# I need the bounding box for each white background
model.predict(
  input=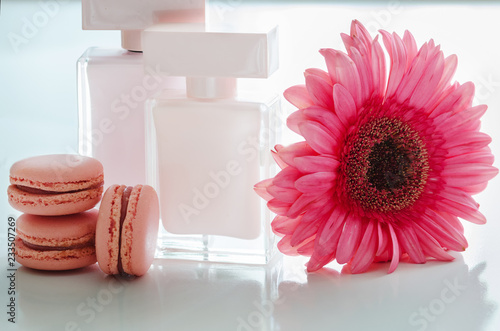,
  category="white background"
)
[1,1,500,330]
